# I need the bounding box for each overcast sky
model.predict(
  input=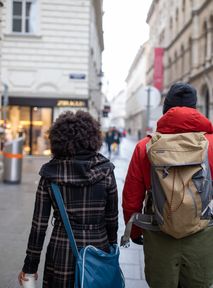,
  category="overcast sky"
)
[102,0,152,99]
